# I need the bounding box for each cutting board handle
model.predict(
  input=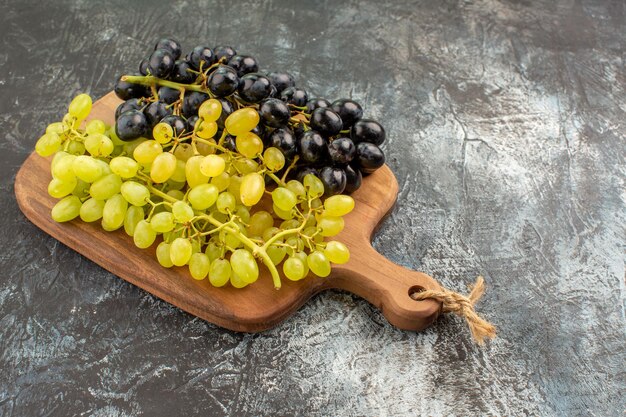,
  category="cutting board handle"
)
[330,244,442,331]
